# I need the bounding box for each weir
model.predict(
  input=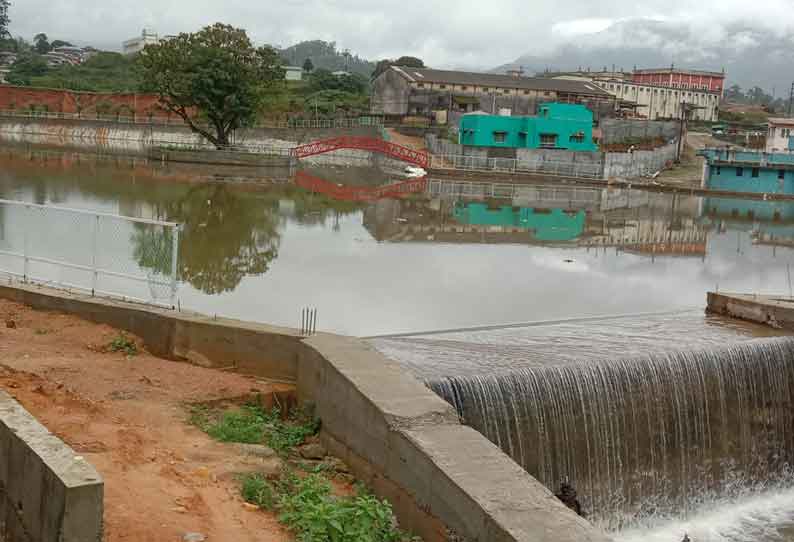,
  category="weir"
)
[428,337,794,533]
